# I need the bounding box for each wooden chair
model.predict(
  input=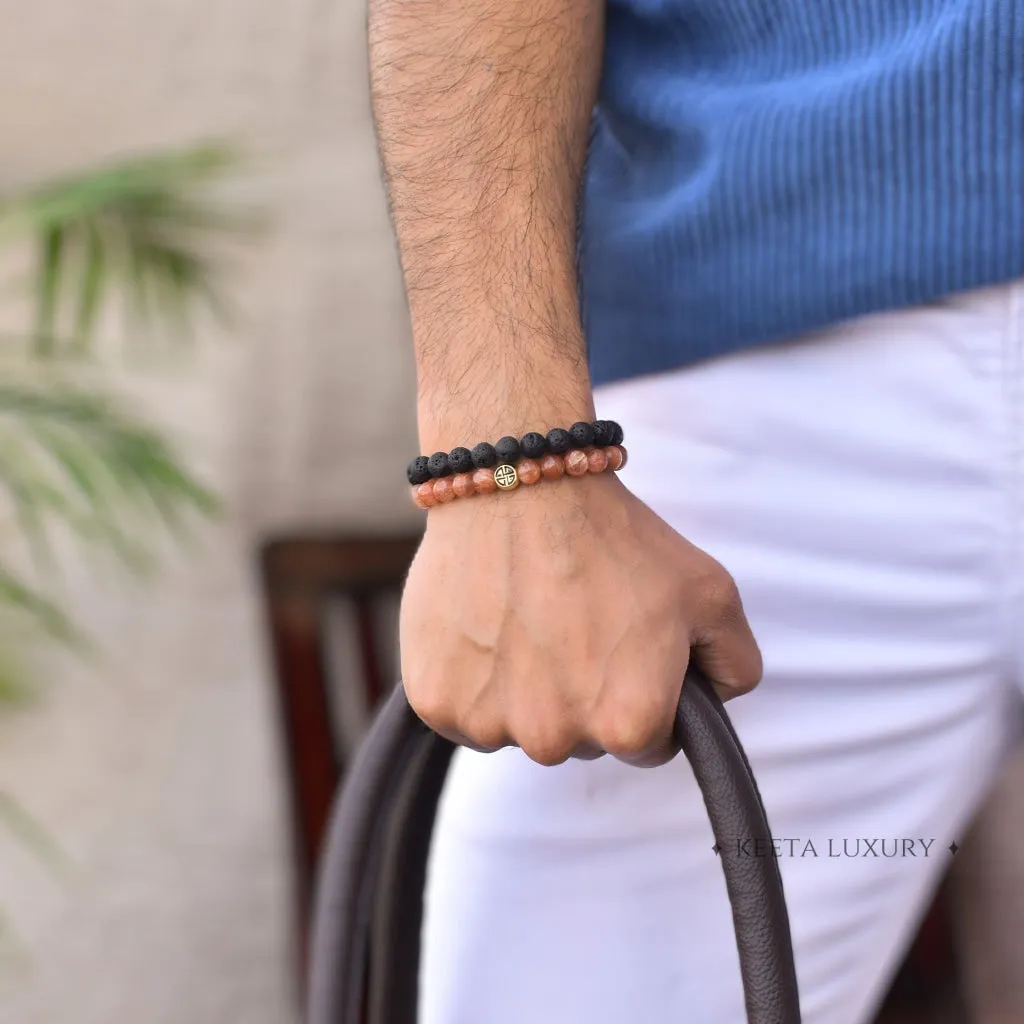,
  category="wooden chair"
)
[259,533,421,977]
